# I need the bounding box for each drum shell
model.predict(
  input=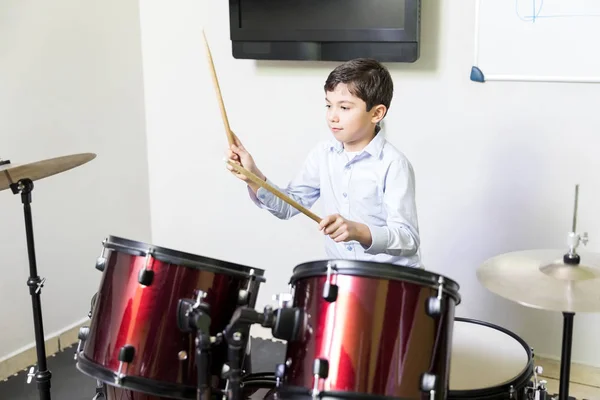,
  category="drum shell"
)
[78,236,264,398]
[283,263,458,399]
